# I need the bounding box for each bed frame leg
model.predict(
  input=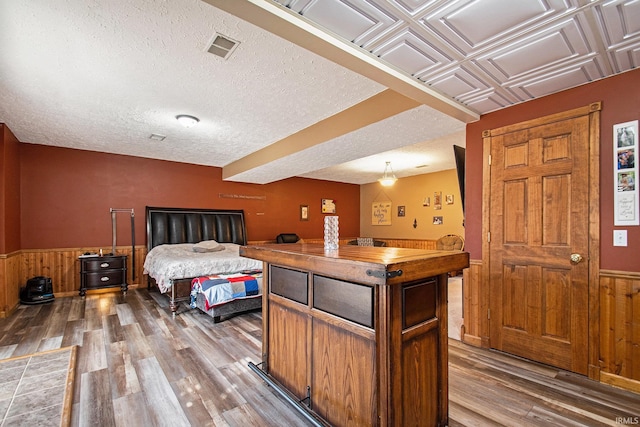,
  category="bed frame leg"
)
[170,279,177,316]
